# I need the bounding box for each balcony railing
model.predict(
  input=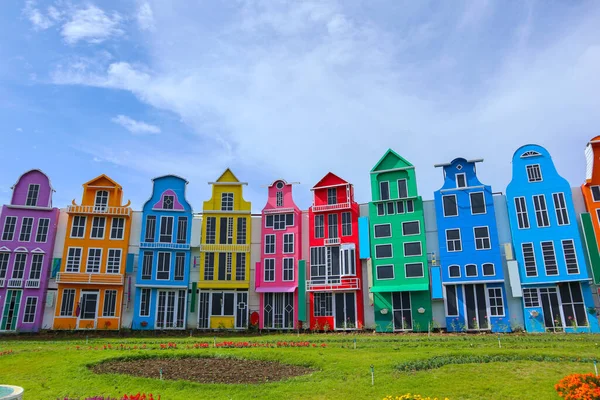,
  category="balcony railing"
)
[7,279,23,288]
[0,279,4,288]
[324,237,341,245]
[199,244,251,253]
[263,207,296,214]
[312,202,351,213]
[25,279,41,289]
[56,272,124,285]
[140,242,190,250]
[306,277,360,291]
[67,205,132,217]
